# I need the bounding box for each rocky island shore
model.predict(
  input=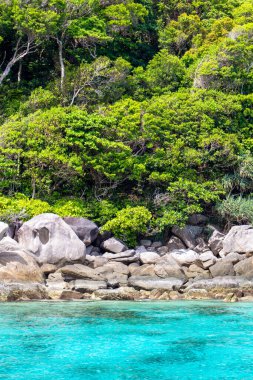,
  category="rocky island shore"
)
[1,213,253,302]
